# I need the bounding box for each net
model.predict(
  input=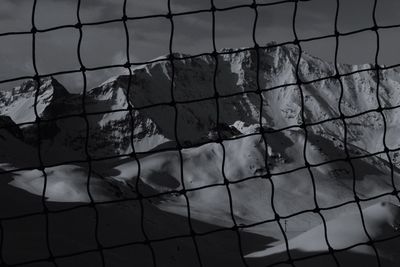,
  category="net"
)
[0,0,400,266]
